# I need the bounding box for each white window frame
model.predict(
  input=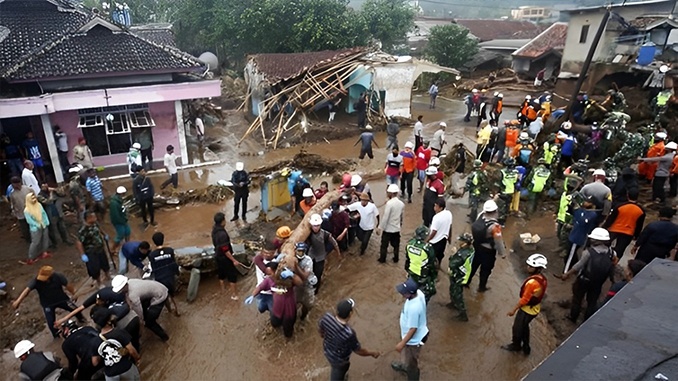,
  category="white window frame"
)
[77,104,154,156]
